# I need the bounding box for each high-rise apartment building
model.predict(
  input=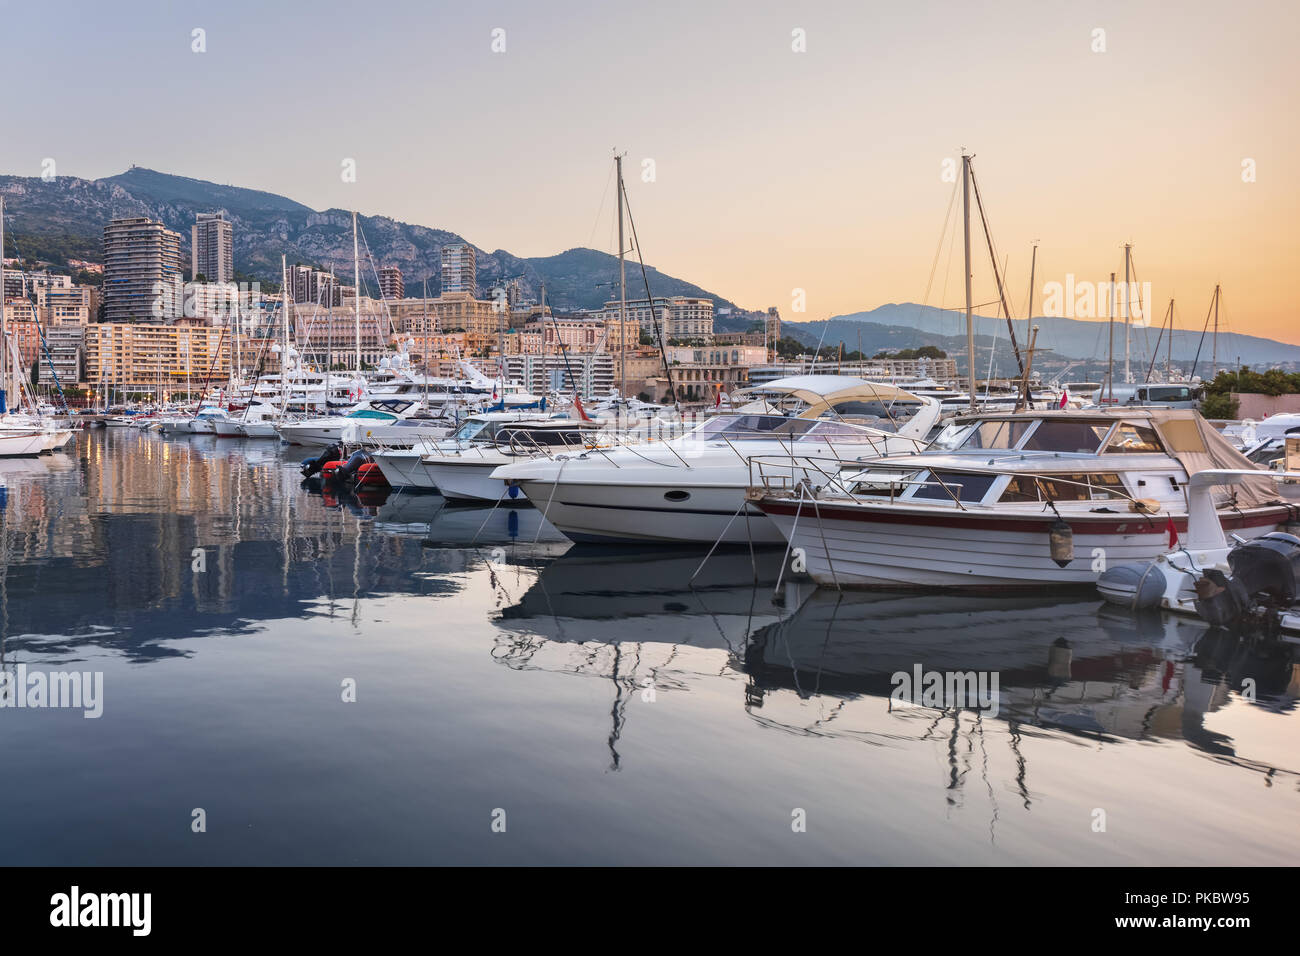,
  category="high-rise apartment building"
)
[286,265,342,307]
[191,212,234,283]
[103,218,183,322]
[378,266,404,300]
[440,243,476,295]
